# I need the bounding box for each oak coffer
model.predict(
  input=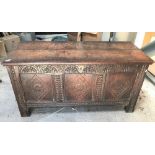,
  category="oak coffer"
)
[2,41,153,117]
